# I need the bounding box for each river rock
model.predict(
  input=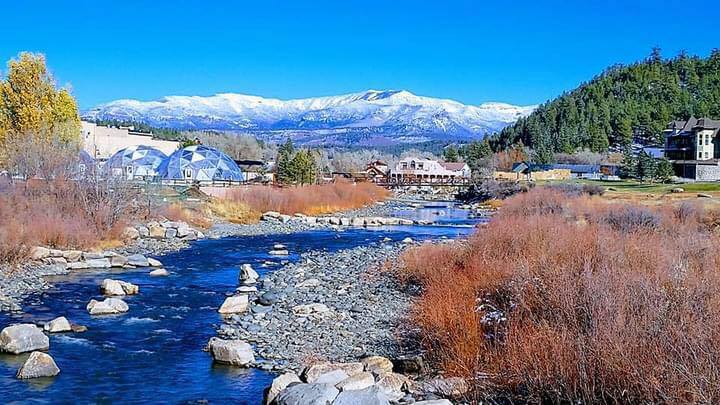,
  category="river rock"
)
[30,247,51,261]
[16,352,60,379]
[71,324,88,333]
[269,249,289,256]
[257,292,279,306]
[333,385,390,405]
[110,255,129,267]
[0,324,49,354]
[671,187,685,193]
[43,317,72,333]
[265,372,301,404]
[296,278,321,288]
[376,372,411,401]
[121,226,140,240]
[415,401,452,405]
[165,228,178,239]
[147,257,163,267]
[127,254,150,267]
[362,355,393,375]
[401,237,414,244]
[62,250,83,262]
[87,298,129,315]
[335,371,376,391]
[149,269,169,277]
[274,383,339,405]
[303,362,364,383]
[101,279,139,296]
[392,355,425,375]
[219,295,249,314]
[236,285,258,294]
[314,369,349,385]
[149,224,166,238]
[698,193,713,198]
[292,303,329,316]
[240,264,259,284]
[208,338,254,366]
[85,258,112,268]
